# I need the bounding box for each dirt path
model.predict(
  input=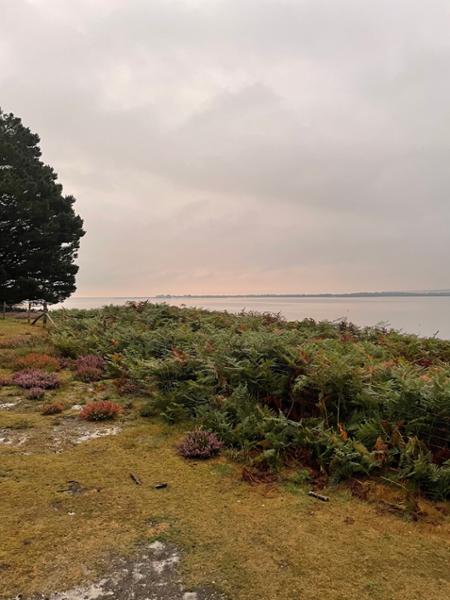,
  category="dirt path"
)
[12,541,225,600]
